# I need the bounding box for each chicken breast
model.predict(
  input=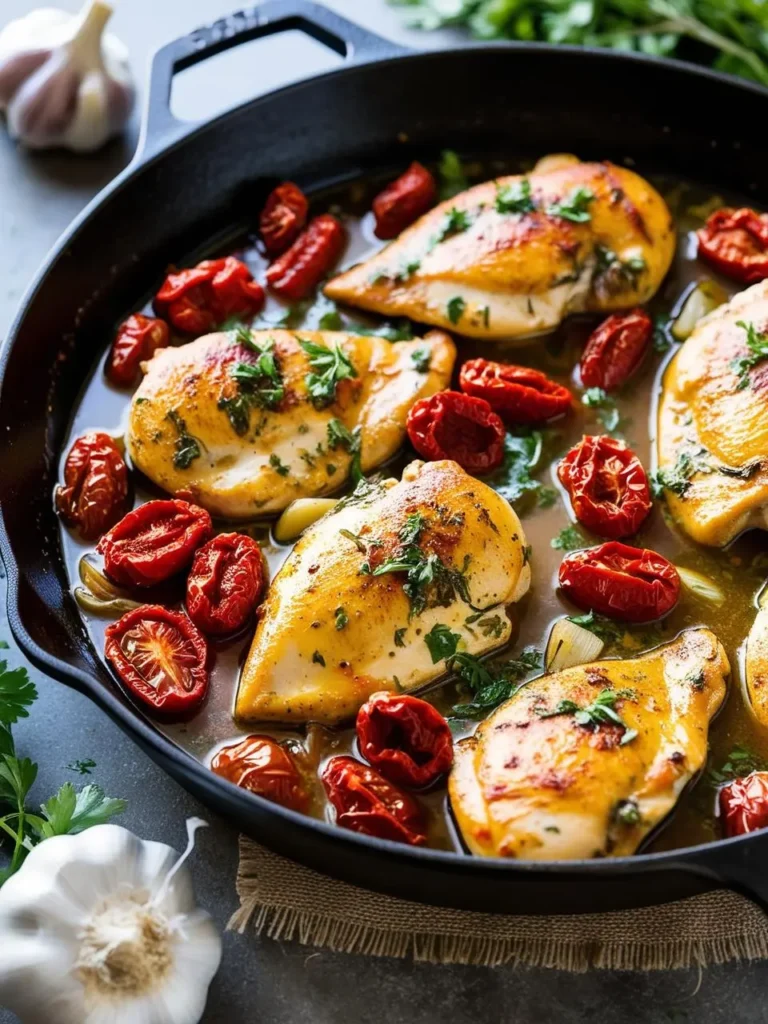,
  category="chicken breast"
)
[657,281,768,547]
[325,159,675,341]
[745,606,768,728]
[235,459,531,726]
[127,328,455,518]
[450,628,728,860]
